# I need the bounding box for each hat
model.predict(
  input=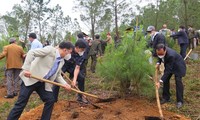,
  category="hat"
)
[28,33,37,39]
[146,26,155,32]
[9,38,16,44]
